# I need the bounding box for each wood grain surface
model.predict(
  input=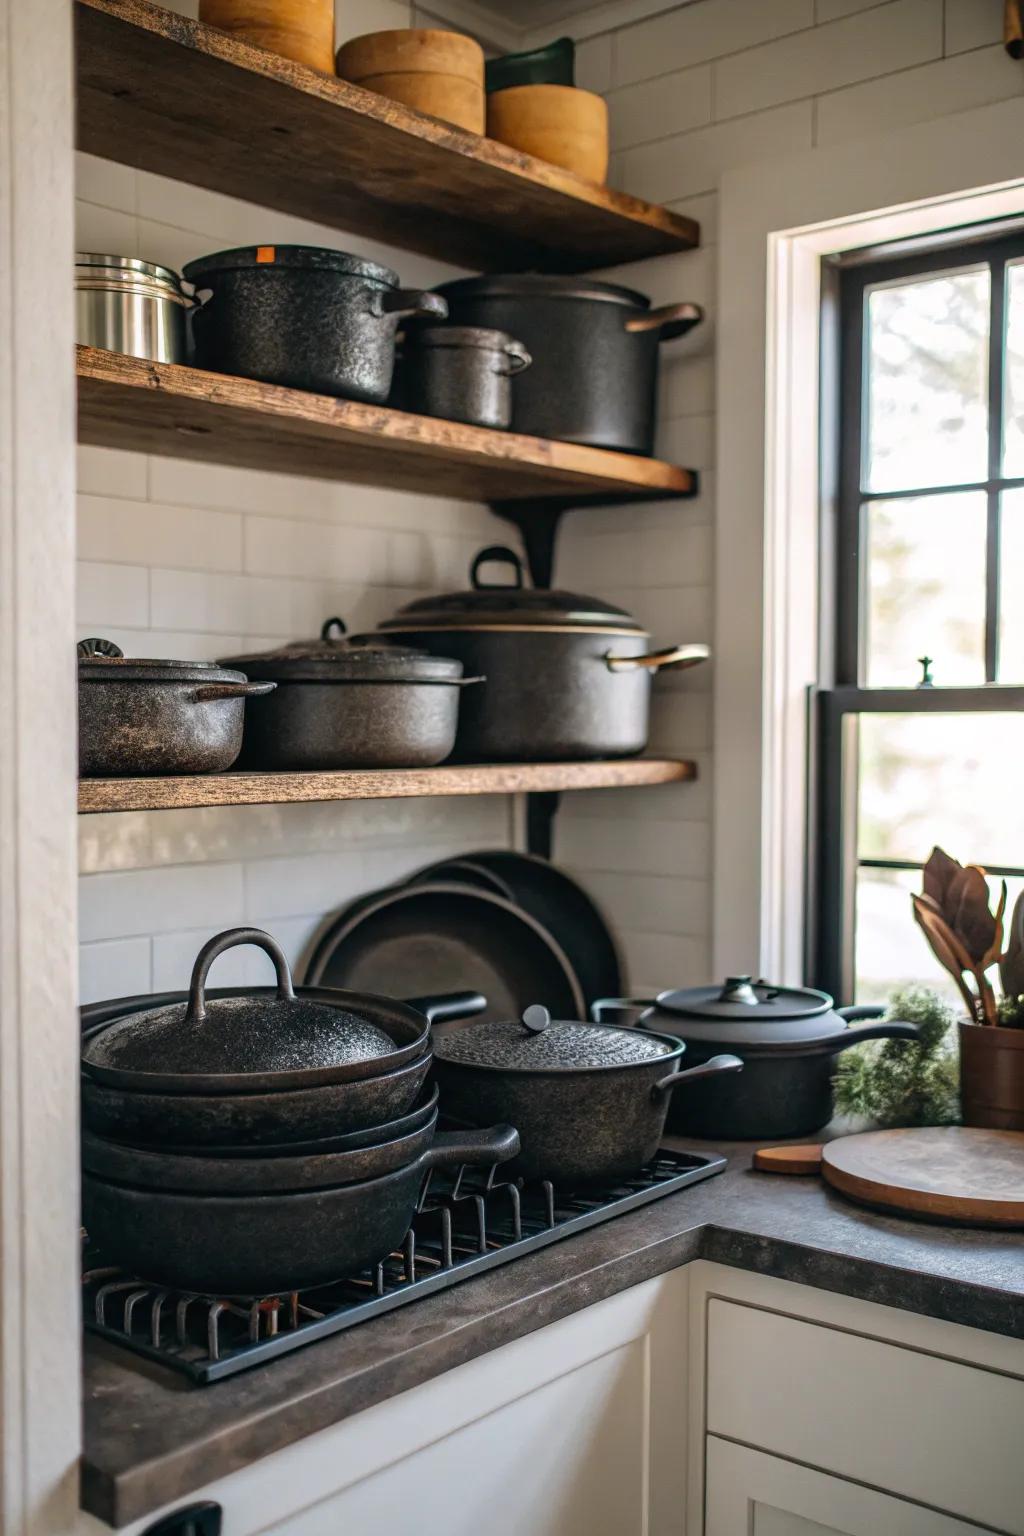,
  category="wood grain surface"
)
[78,757,698,813]
[821,1126,1024,1227]
[76,347,697,502]
[752,1145,824,1176]
[75,0,699,271]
